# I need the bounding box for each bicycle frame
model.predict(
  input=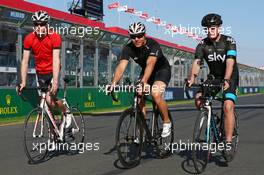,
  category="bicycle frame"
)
[32,91,80,141]
[132,93,160,143]
[32,91,63,141]
[203,102,212,143]
[201,95,225,145]
[32,78,81,142]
